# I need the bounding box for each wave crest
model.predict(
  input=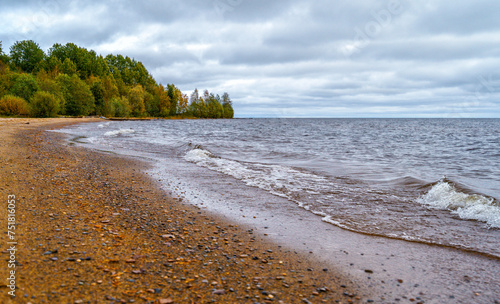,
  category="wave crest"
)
[104,129,135,137]
[418,181,500,228]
